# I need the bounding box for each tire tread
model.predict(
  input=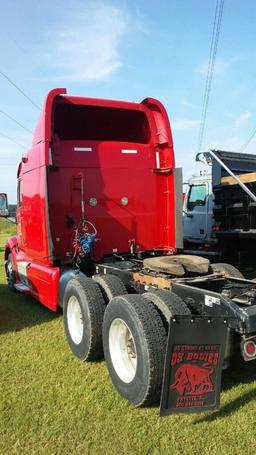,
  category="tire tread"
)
[76,277,106,360]
[210,263,244,278]
[93,274,127,303]
[143,289,190,329]
[104,294,166,406]
[6,253,16,291]
[64,276,106,361]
